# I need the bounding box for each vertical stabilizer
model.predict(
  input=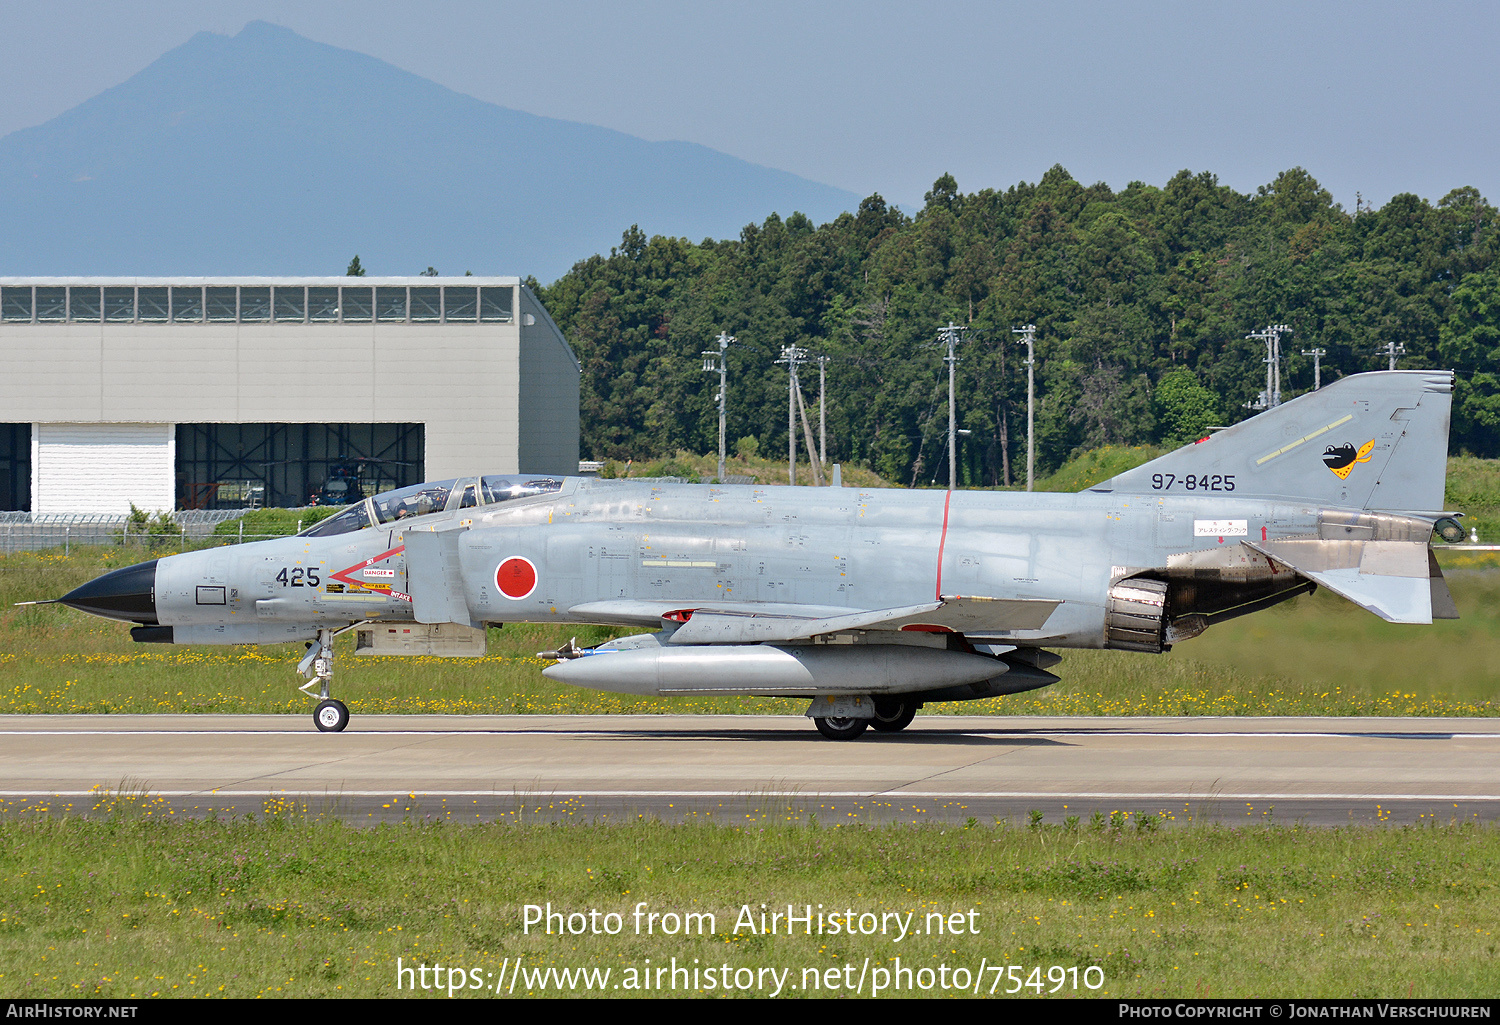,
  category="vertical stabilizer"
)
[1098,371,1452,511]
